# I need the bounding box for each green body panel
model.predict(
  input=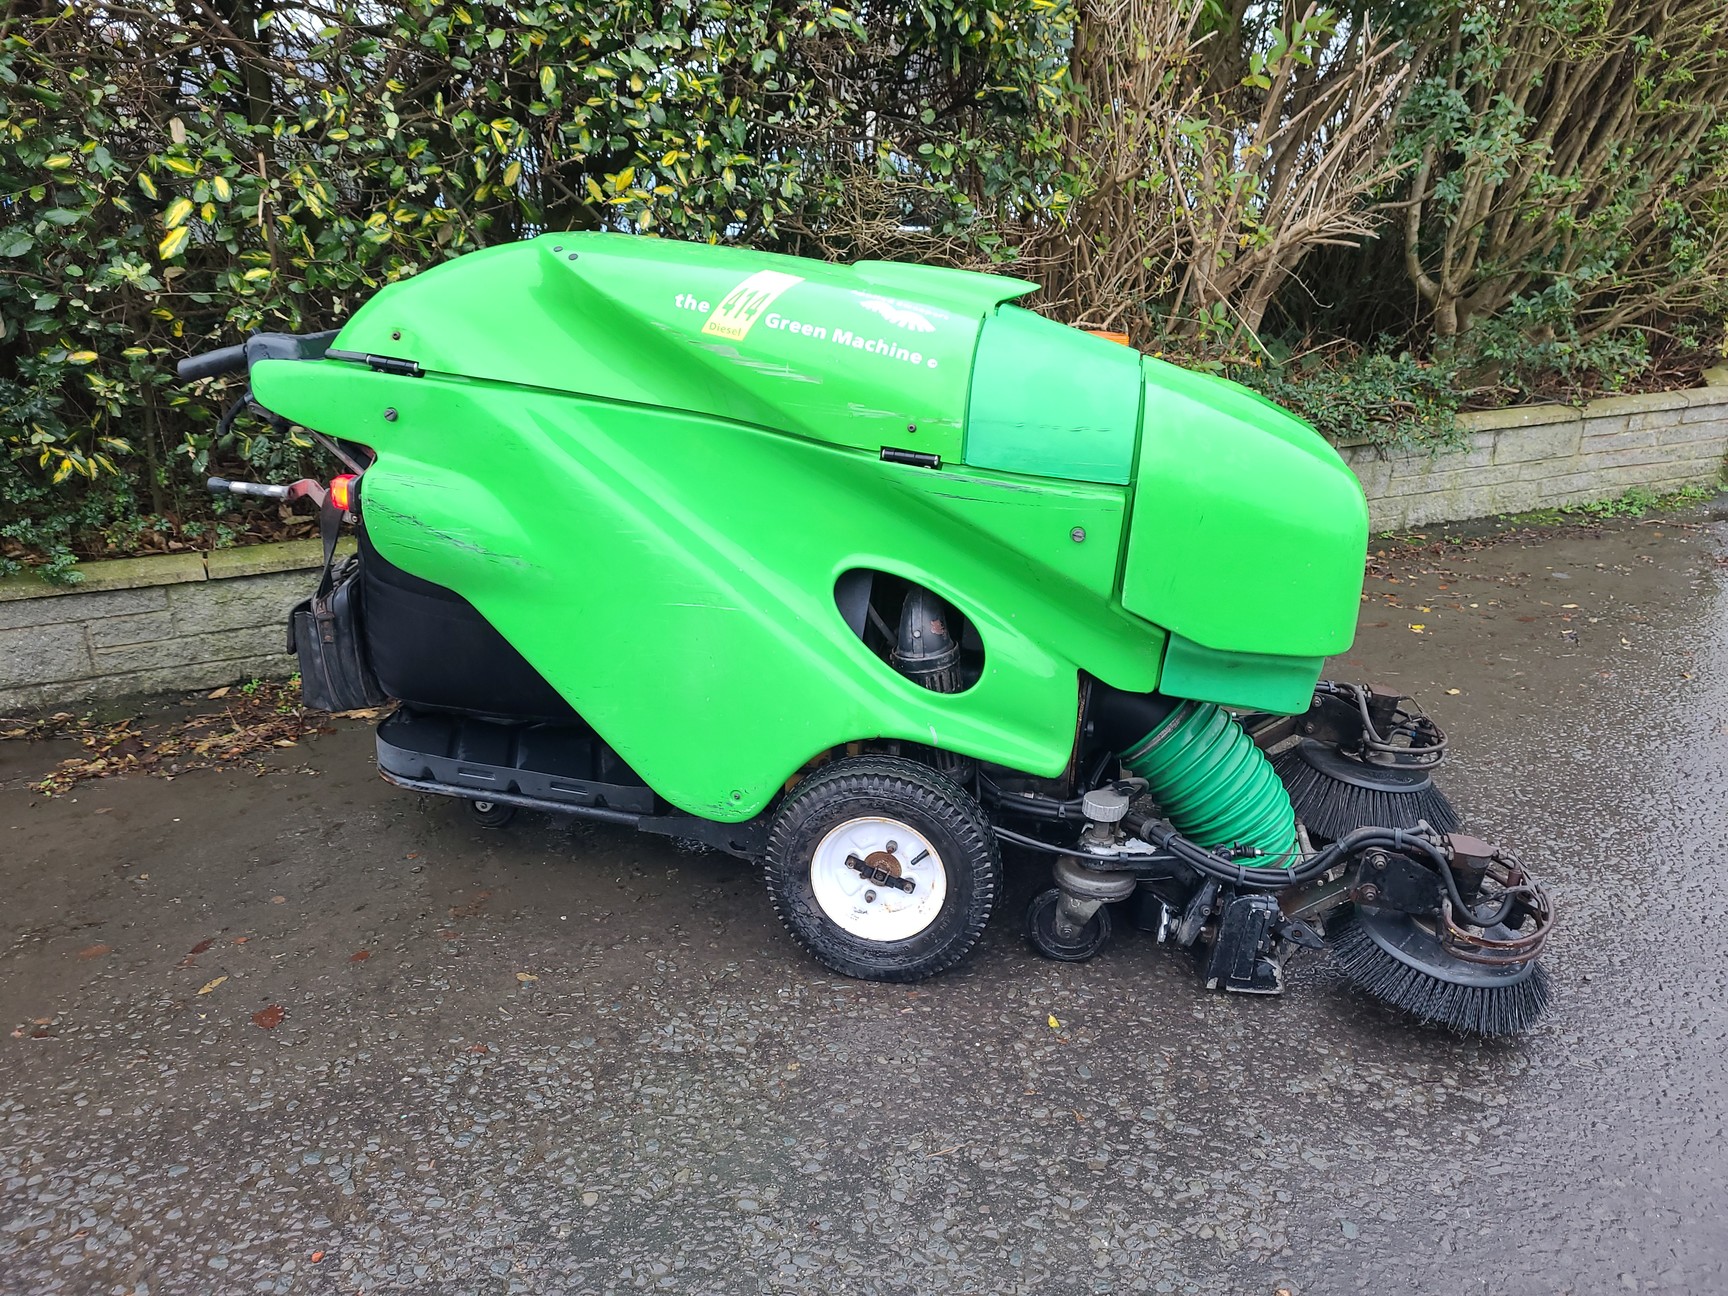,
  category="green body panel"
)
[964,306,1143,485]
[250,360,1165,820]
[331,232,1035,463]
[888,467,1128,599]
[242,233,1372,820]
[1122,358,1368,673]
[1158,635,1326,717]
